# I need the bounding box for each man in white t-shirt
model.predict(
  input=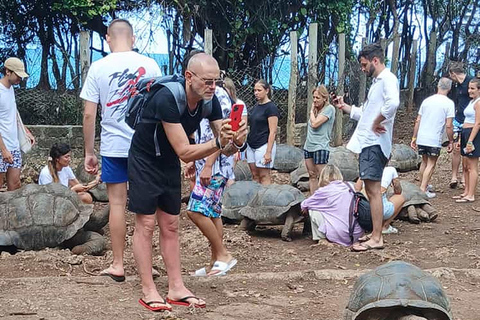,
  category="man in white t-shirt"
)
[411,77,455,197]
[80,19,161,282]
[0,57,35,191]
[332,43,400,252]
